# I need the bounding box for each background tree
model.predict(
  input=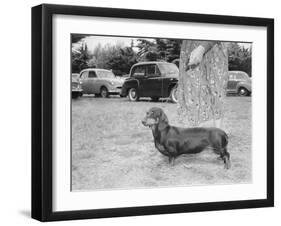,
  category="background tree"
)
[106,47,138,75]
[228,43,252,76]
[135,39,157,61]
[71,43,91,73]
[135,38,181,62]
[71,36,252,77]
[155,39,181,62]
[86,43,138,76]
